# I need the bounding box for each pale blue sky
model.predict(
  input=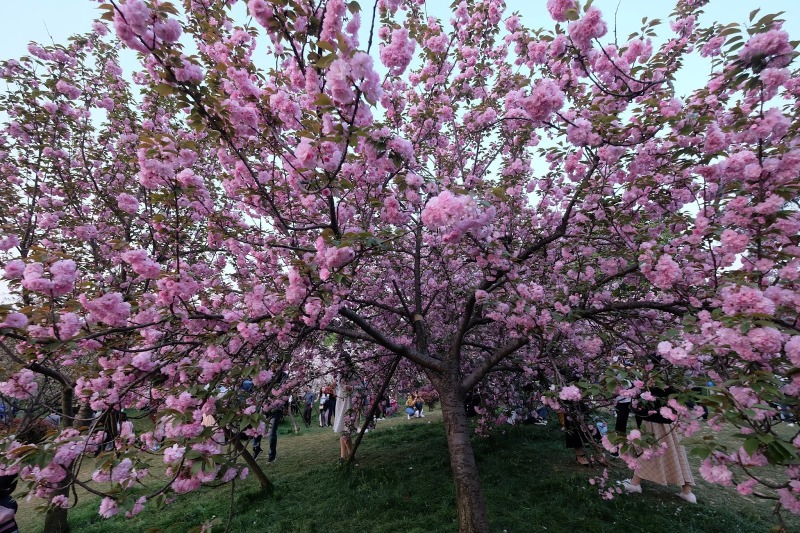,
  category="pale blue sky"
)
[2,1,799,63]
[1,0,798,99]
